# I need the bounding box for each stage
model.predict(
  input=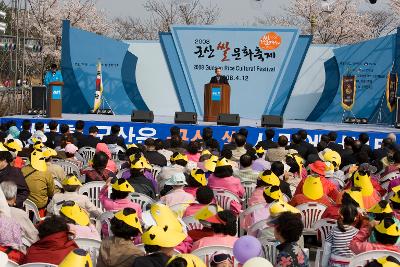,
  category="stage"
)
[1,114,399,149]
